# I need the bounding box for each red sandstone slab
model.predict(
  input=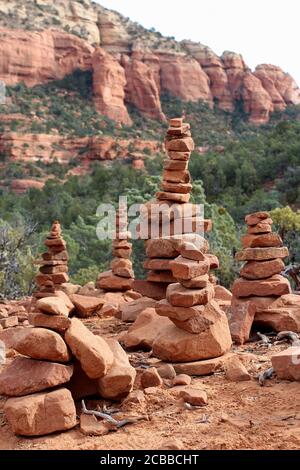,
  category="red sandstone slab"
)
[171,256,210,280]
[232,275,291,297]
[166,283,214,307]
[241,233,283,248]
[240,258,285,279]
[235,247,289,261]
[229,298,256,344]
